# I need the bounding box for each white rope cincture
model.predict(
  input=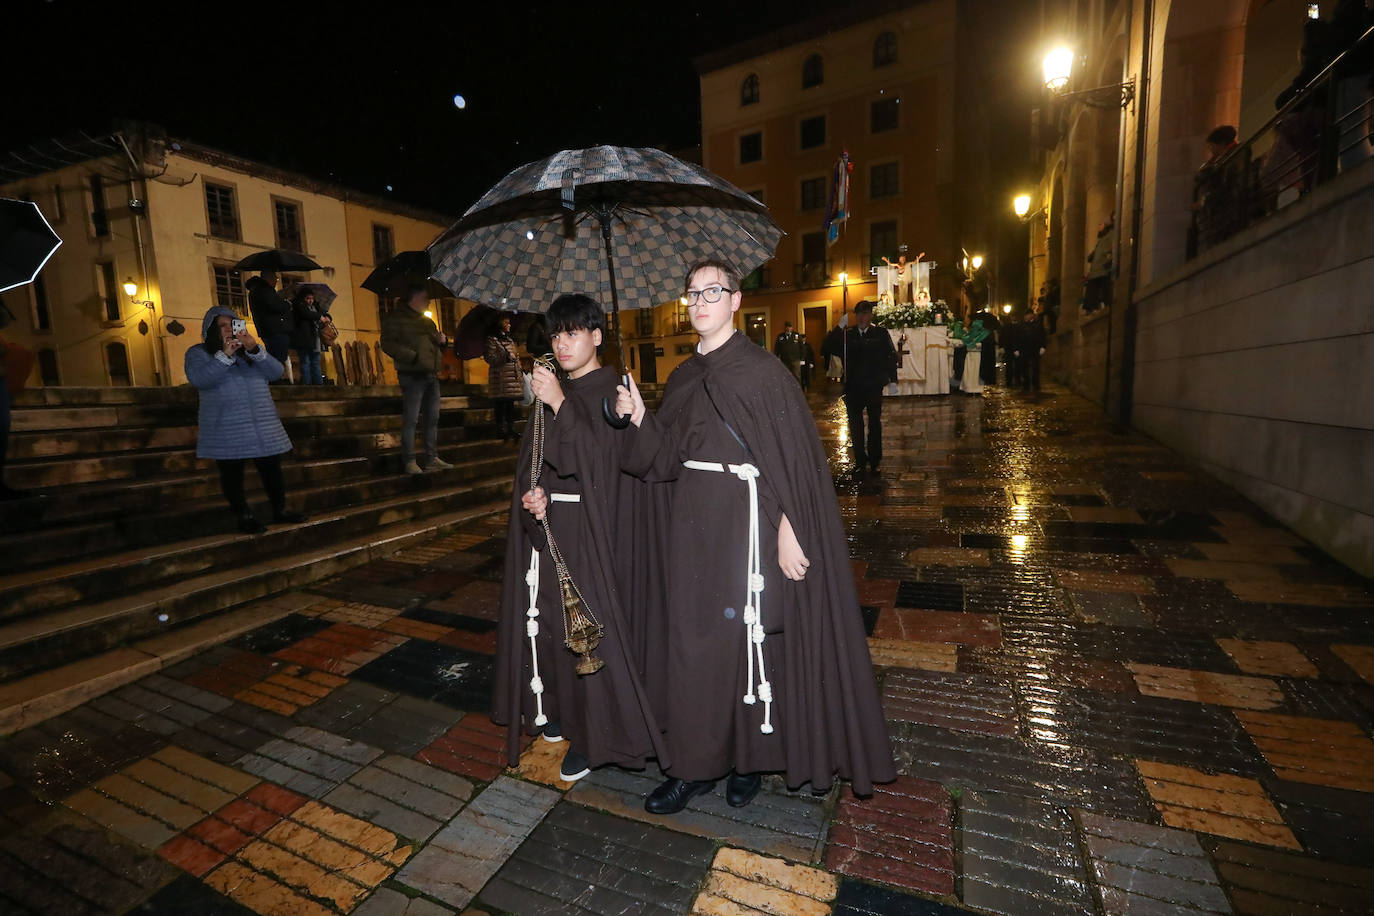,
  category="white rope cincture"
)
[682,459,774,735]
[524,547,547,728]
